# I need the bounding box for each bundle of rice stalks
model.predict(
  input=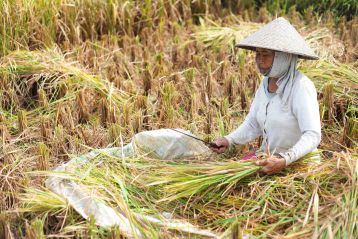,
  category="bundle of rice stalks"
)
[303,27,346,61]
[0,50,128,127]
[146,160,261,202]
[192,19,261,52]
[300,60,358,102]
